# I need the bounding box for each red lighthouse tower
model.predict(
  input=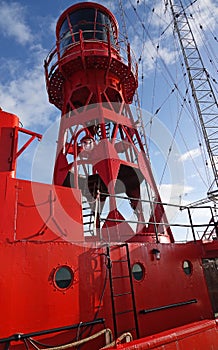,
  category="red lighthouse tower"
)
[45,2,173,243]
